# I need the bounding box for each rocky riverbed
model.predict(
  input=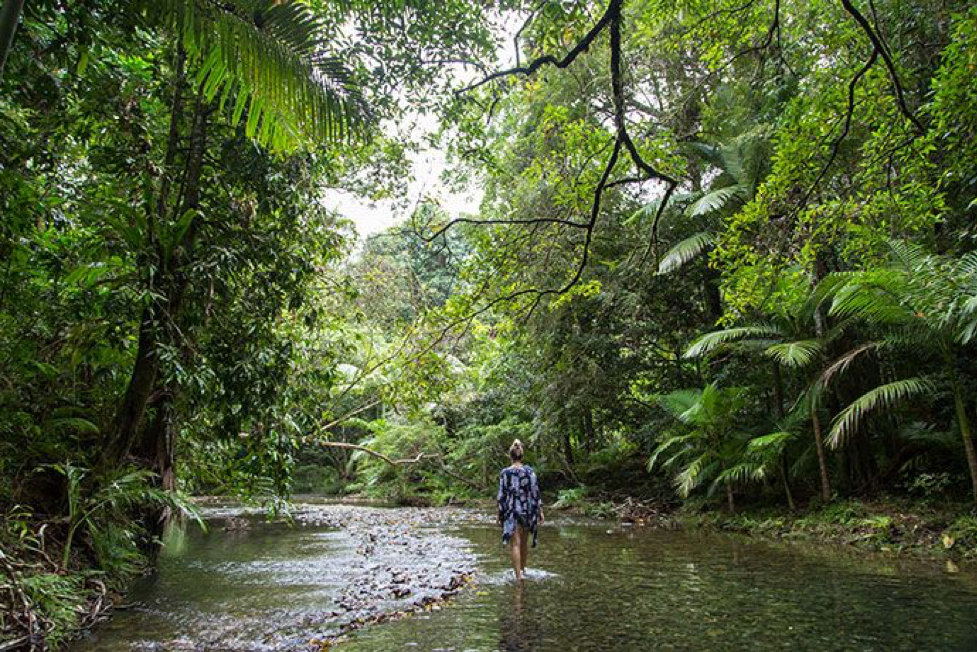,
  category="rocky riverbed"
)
[287,504,485,648]
[74,503,493,652]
